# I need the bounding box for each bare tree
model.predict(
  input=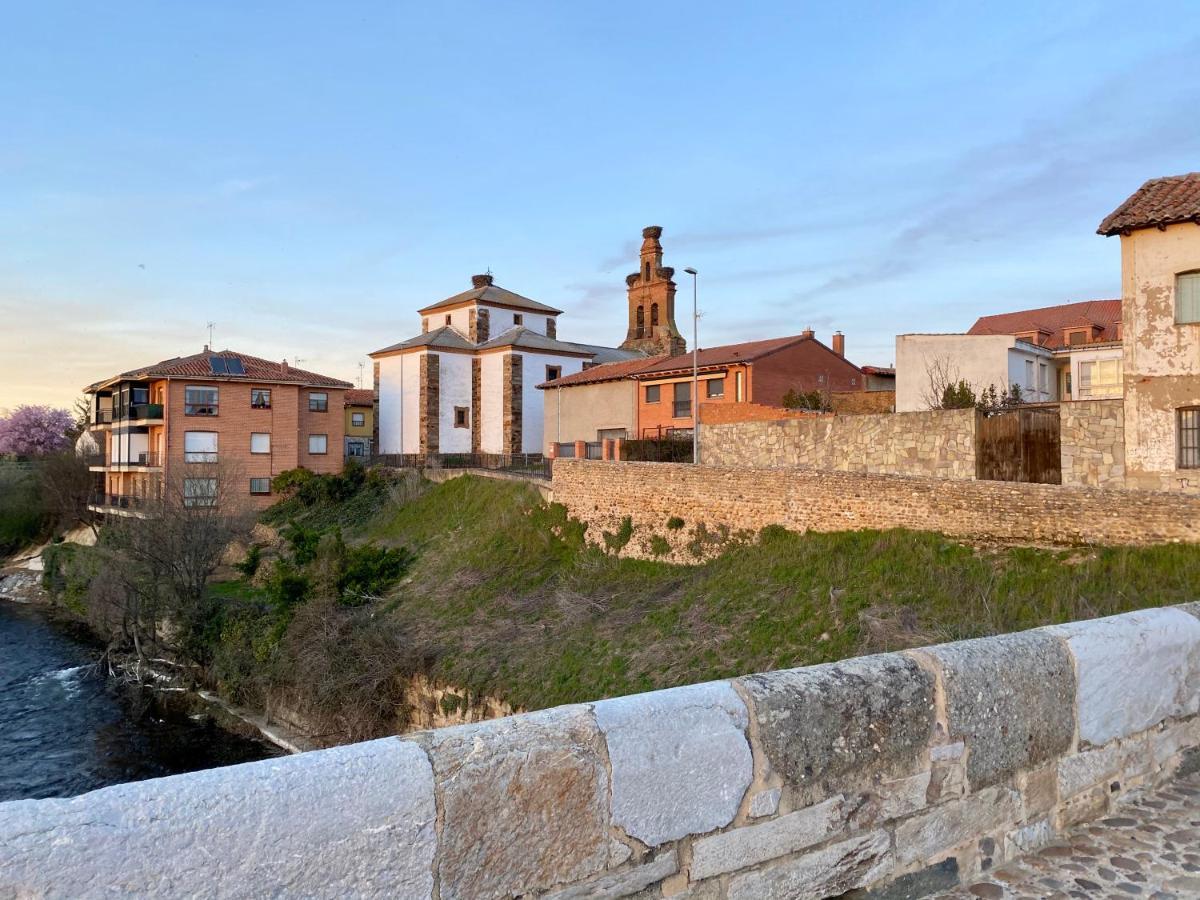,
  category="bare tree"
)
[920,354,976,410]
[97,459,255,664]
